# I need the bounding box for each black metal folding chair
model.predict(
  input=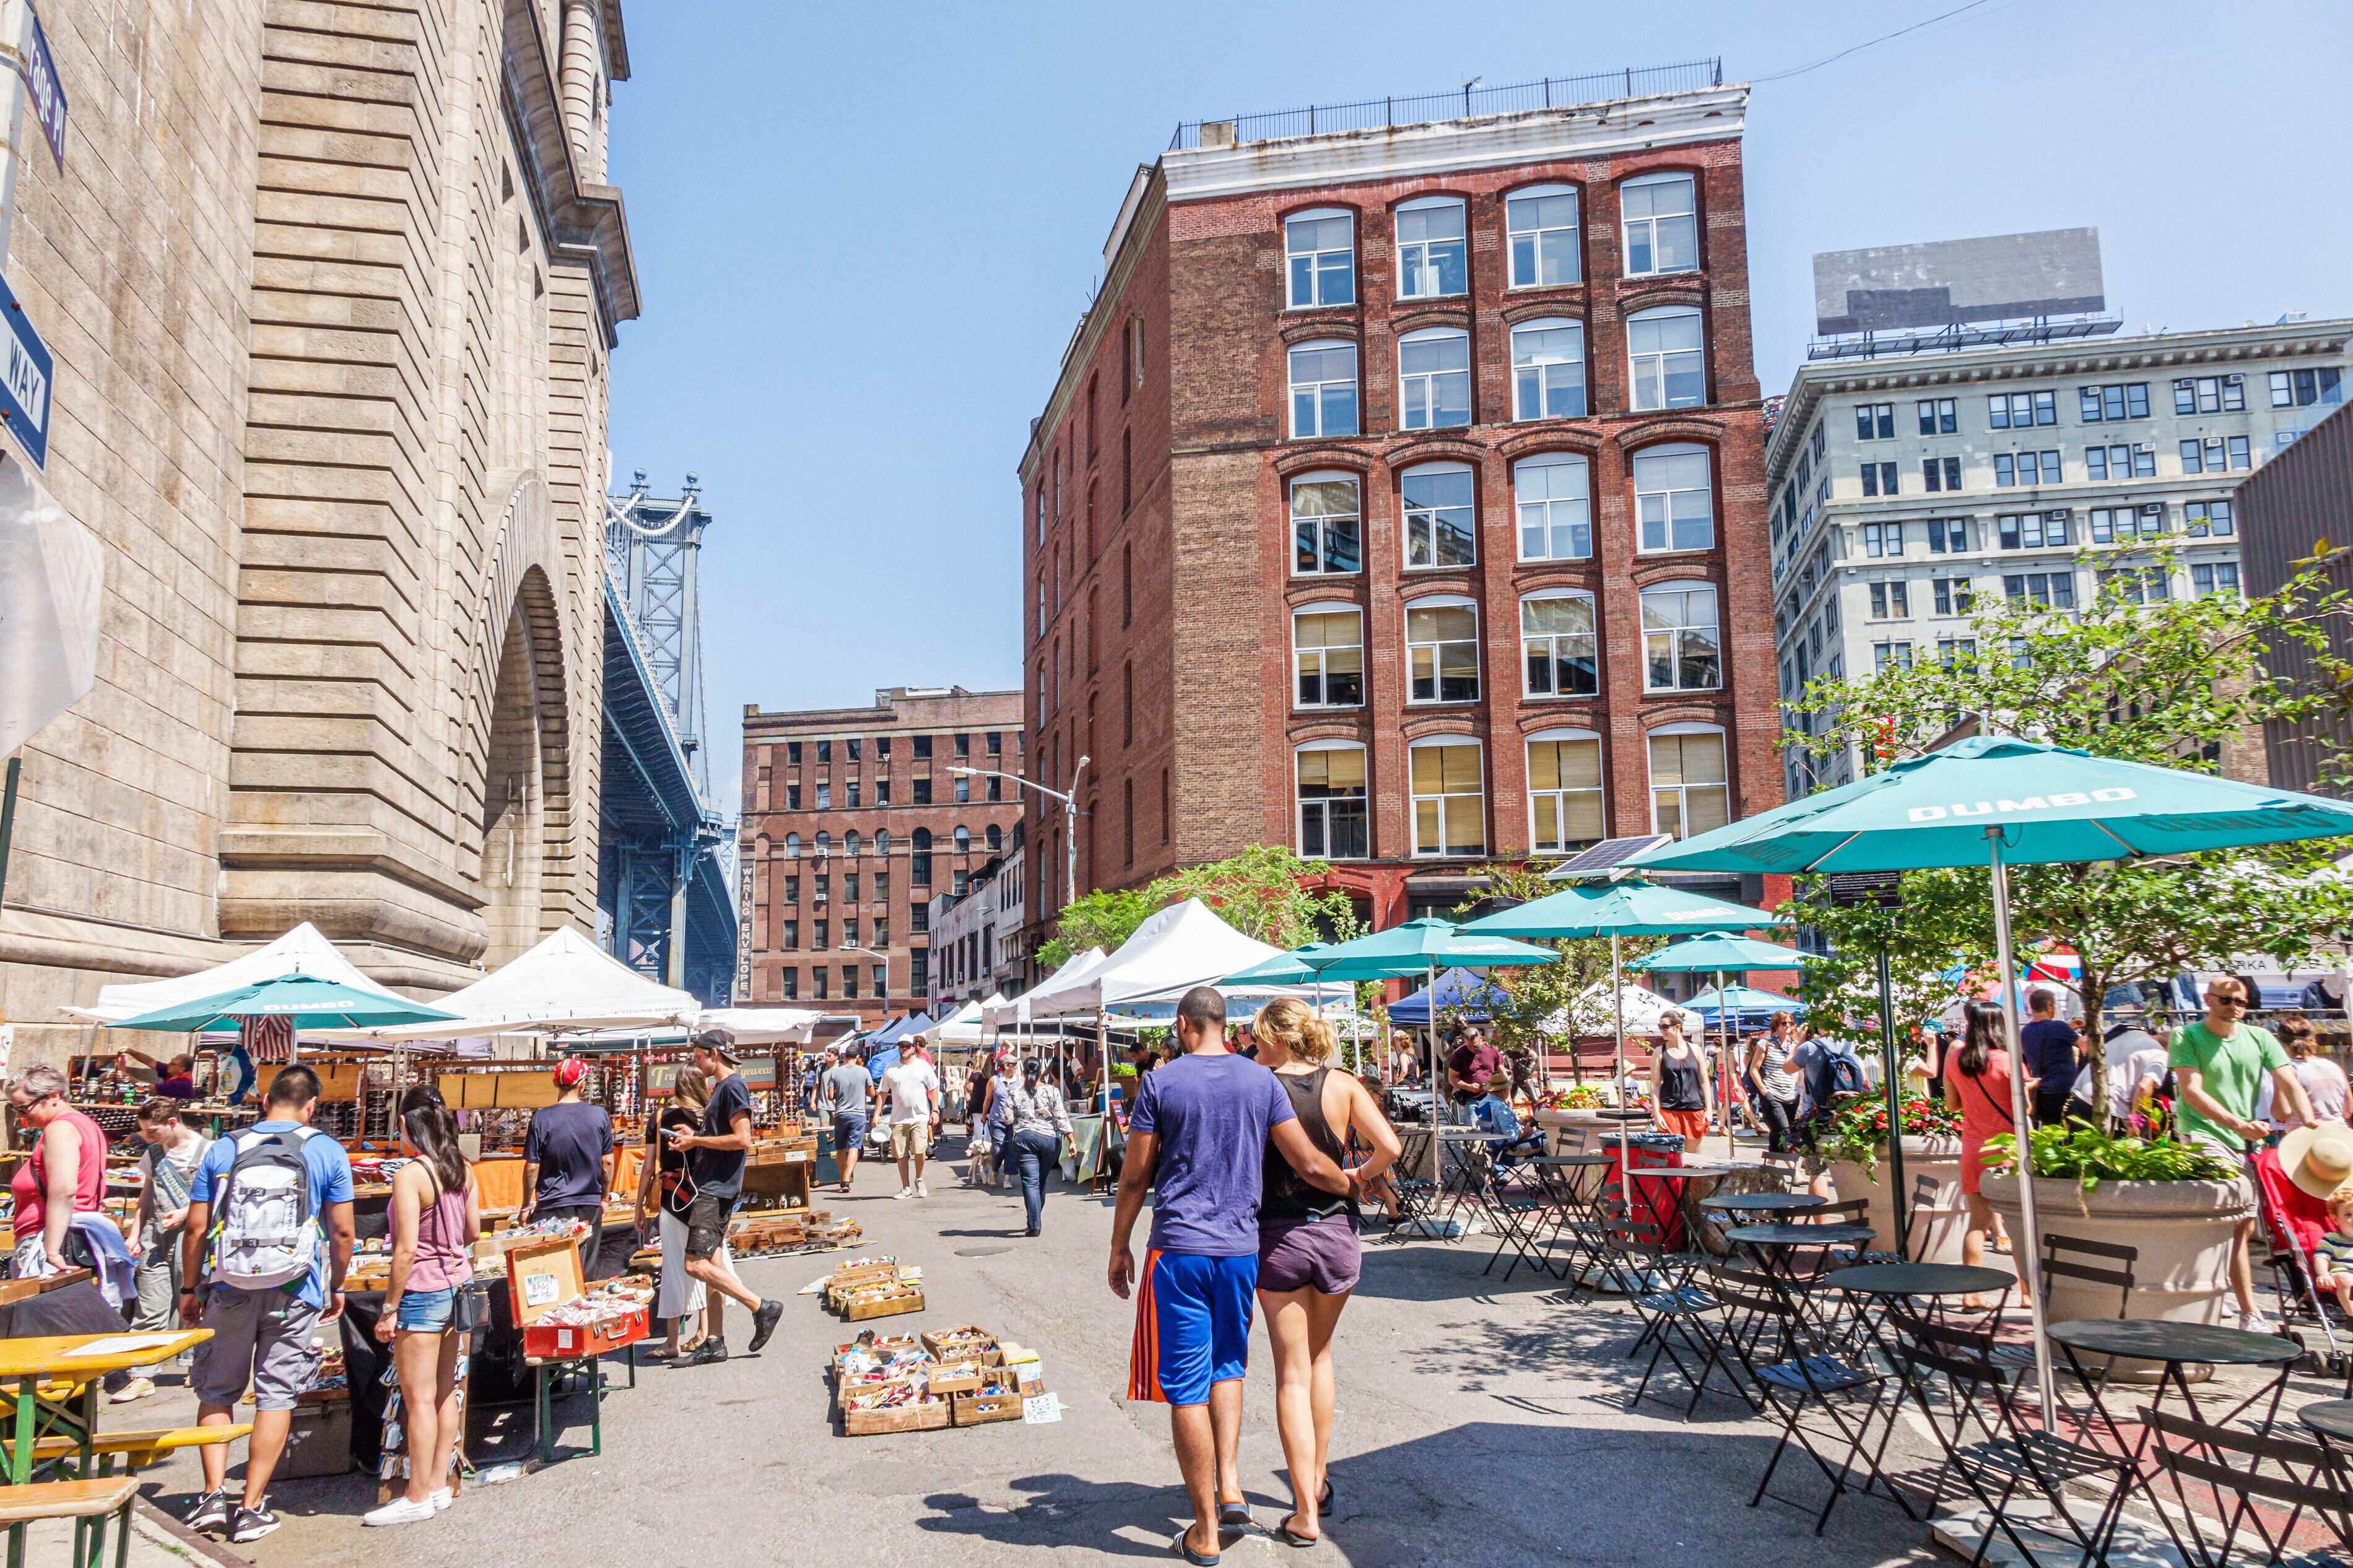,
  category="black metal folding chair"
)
[2138,1405,2353,1566]
[1475,1141,1561,1283]
[1885,1301,2132,1568]
[1992,1233,2138,1376]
